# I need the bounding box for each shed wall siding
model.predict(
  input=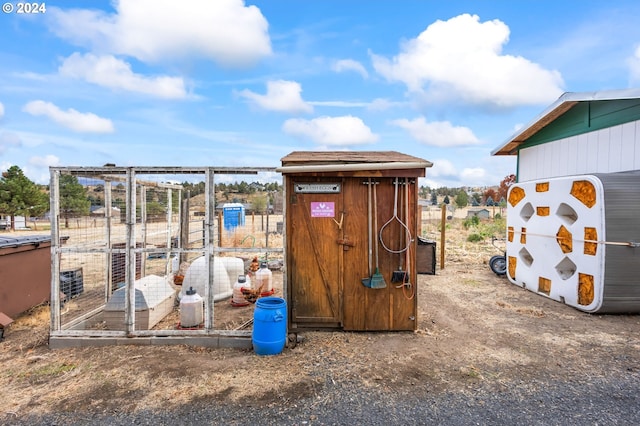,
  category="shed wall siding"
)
[519,119,640,181]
